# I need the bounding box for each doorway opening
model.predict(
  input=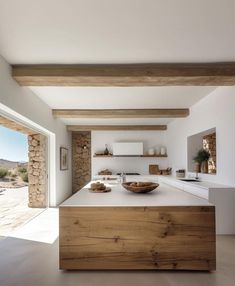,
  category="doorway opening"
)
[0,115,48,237]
